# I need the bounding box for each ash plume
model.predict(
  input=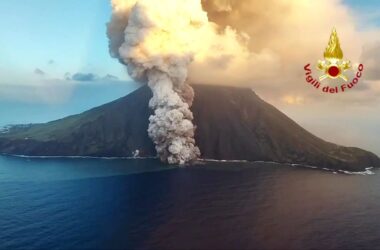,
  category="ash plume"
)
[107,0,273,88]
[107,0,273,164]
[108,0,208,164]
[106,0,371,164]
[107,0,263,164]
